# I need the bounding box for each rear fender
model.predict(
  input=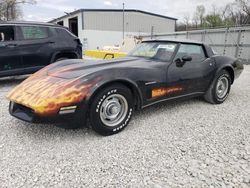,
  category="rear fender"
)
[213,56,235,84]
